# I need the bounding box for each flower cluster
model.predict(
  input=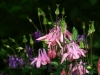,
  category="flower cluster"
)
[4,5,98,75]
